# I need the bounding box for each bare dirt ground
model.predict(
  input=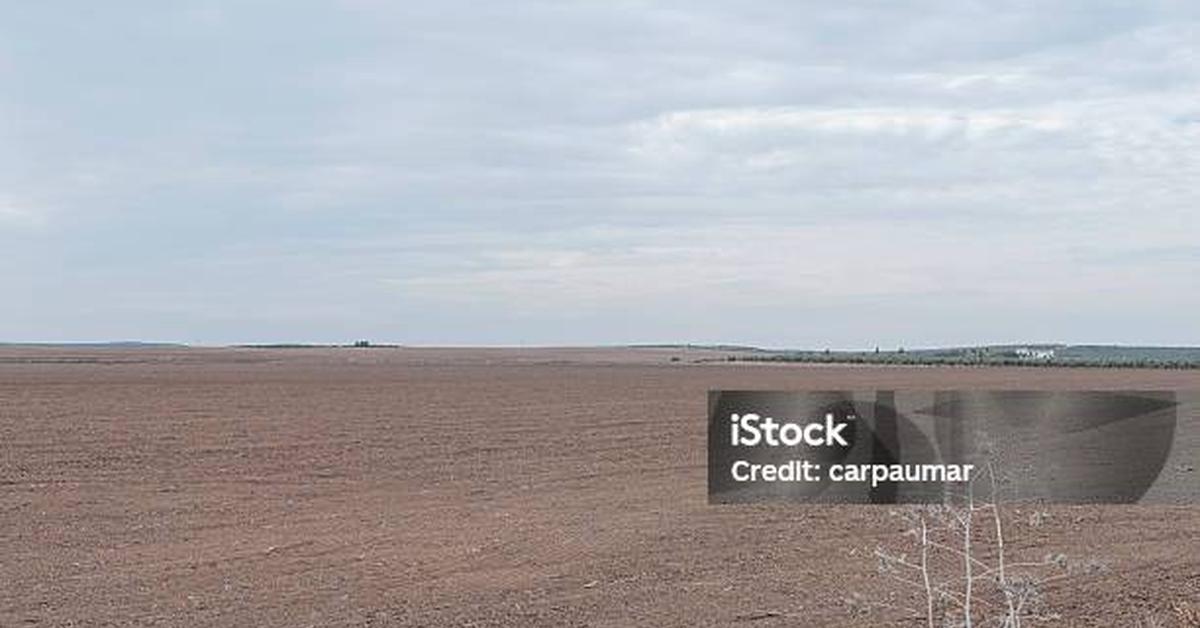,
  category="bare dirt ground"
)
[1,347,1197,627]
